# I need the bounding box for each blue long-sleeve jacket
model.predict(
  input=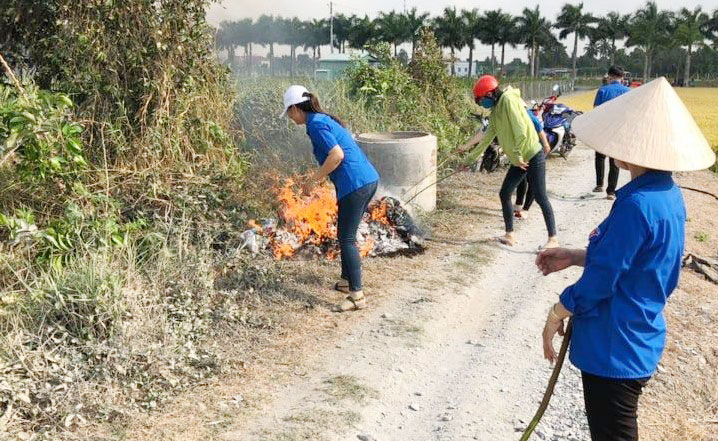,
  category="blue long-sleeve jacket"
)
[560,171,685,379]
[594,81,630,107]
